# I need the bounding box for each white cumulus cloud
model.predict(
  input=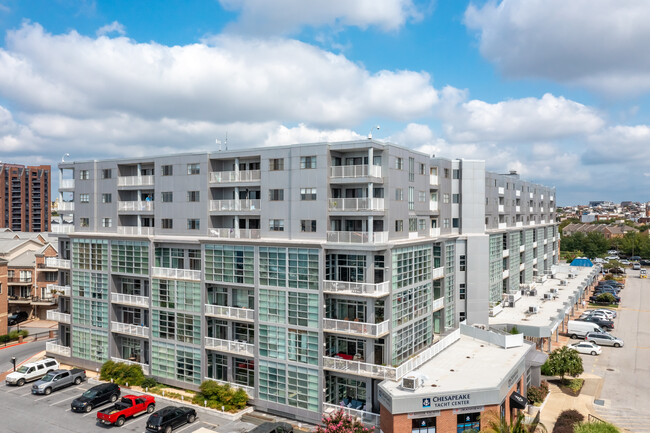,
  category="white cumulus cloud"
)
[96,21,126,37]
